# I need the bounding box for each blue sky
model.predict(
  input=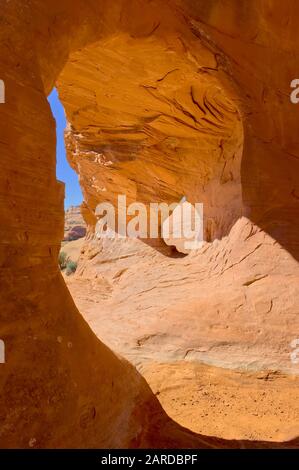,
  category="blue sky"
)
[48,89,83,209]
